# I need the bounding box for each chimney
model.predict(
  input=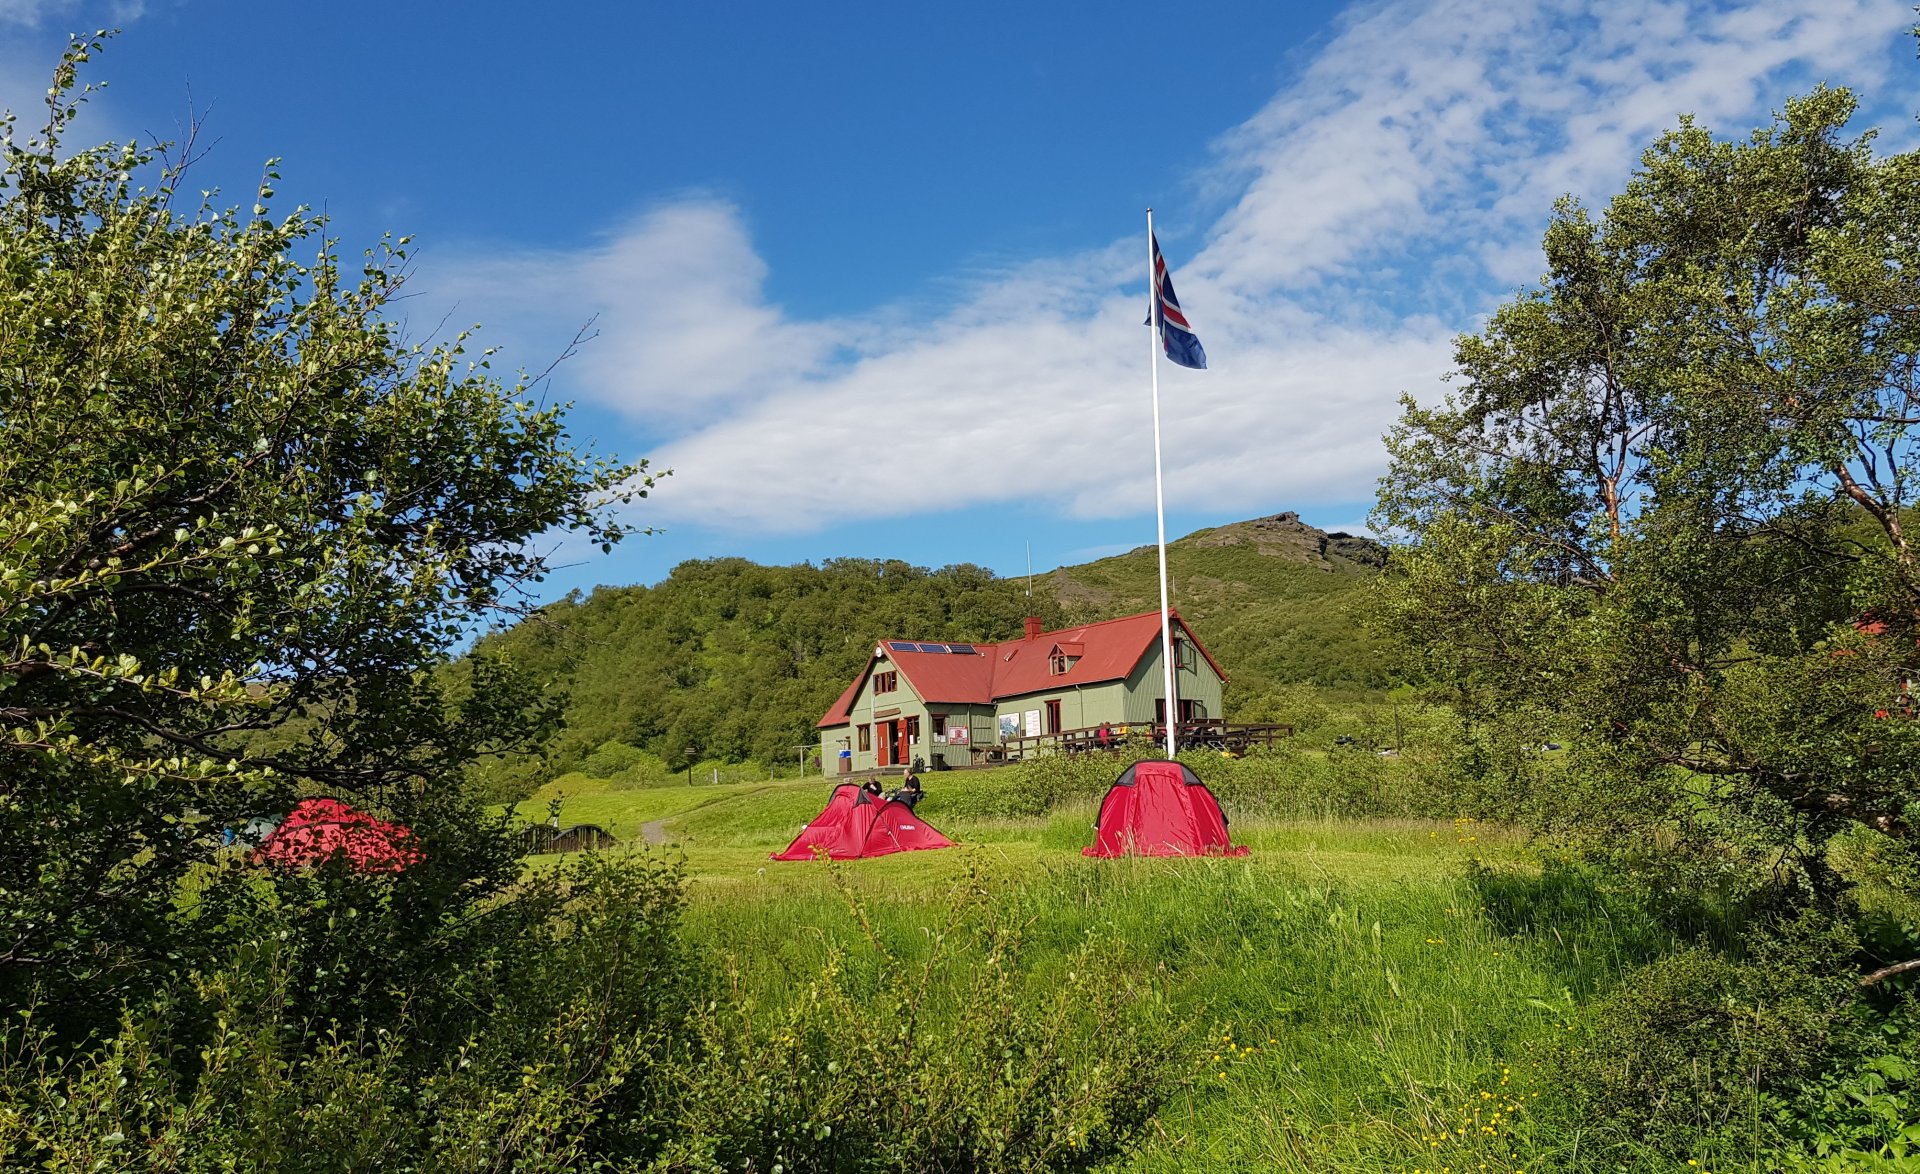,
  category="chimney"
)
[1023,616,1043,641]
